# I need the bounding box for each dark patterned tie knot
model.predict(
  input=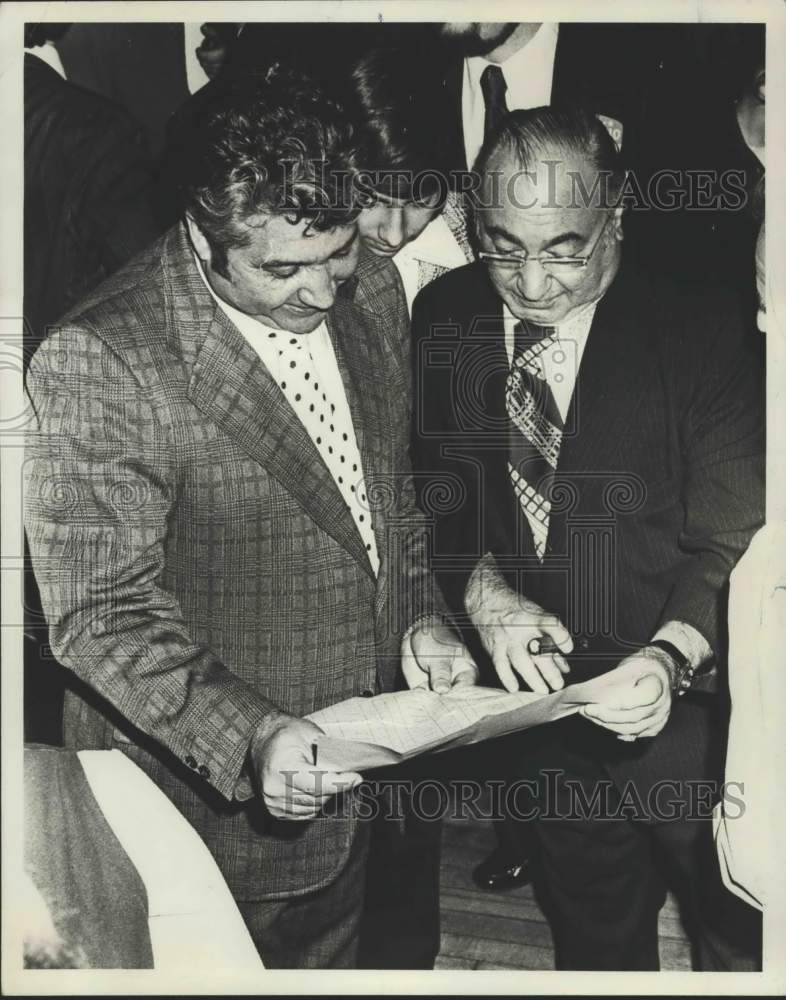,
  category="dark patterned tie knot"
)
[513,320,554,355]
